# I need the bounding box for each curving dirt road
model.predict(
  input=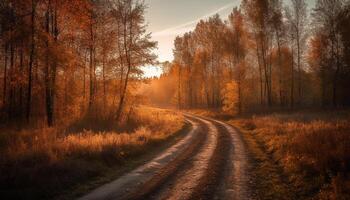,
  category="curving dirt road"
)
[78,114,253,200]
